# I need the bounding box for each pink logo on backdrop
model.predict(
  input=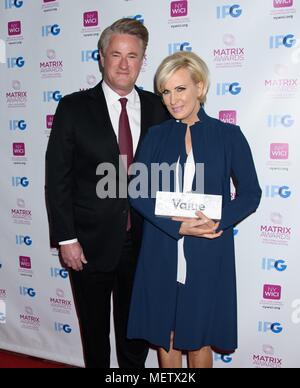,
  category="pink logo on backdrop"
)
[13,143,25,156]
[273,0,293,8]
[8,21,21,36]
[263,284,282,300]
[44,0,56,2]
[171,1,188,17]
[219,111,237,124]
[83,11,99,27]
[270,143,289,160]
[19,256,31,269]
[46,115,54,129]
